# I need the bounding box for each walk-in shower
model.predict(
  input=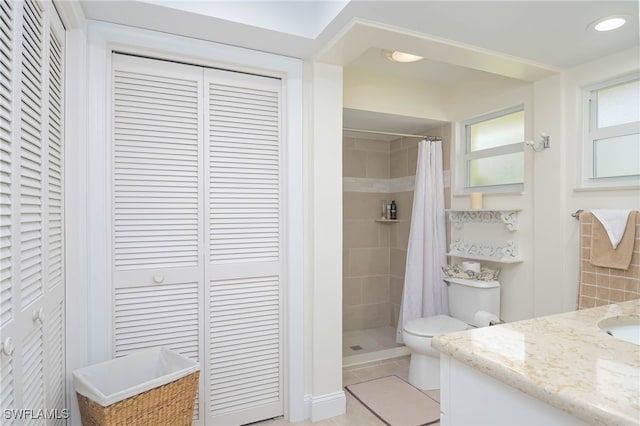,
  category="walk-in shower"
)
[342,122,452,366]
